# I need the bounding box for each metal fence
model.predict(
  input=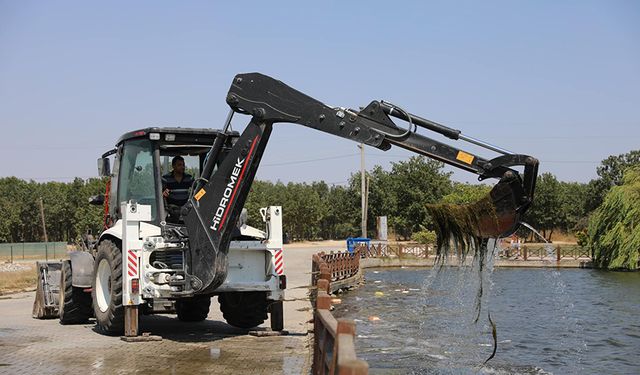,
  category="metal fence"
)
[0,242,70,262]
